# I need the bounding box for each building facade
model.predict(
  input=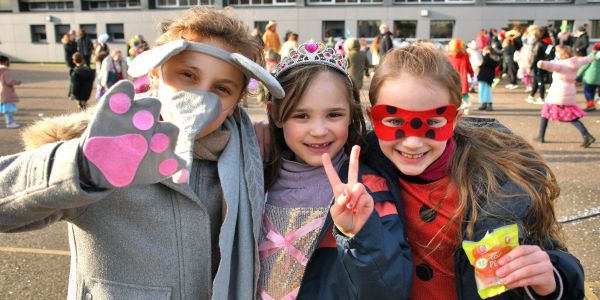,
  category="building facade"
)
[0,0,599,62]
